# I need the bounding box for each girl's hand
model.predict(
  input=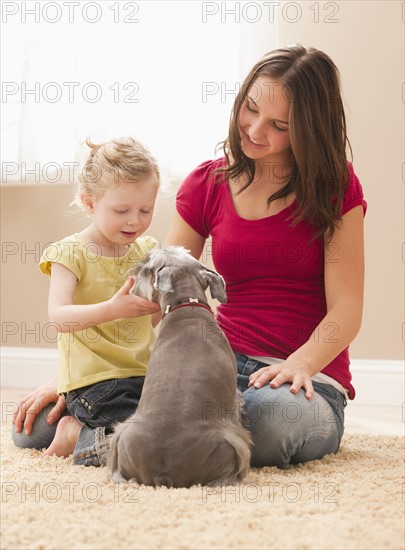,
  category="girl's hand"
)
[109,277,161,319]
[248,360,315,400]
[12,380,66,435]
